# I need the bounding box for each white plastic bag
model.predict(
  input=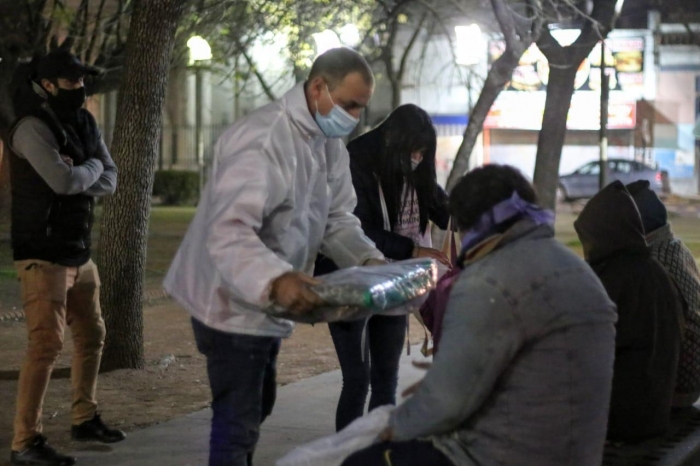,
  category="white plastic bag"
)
[275,405,394,466]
